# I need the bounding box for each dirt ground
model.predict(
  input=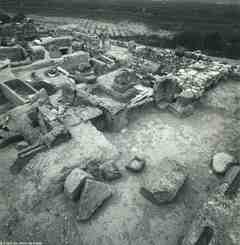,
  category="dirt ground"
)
[1,80,240,245]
